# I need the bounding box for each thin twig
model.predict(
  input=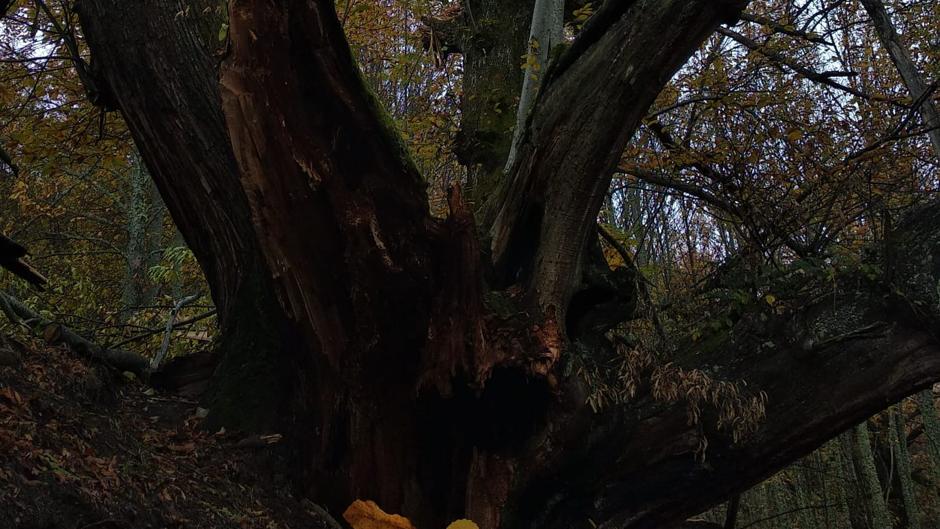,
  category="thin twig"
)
[109,308,216,350]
